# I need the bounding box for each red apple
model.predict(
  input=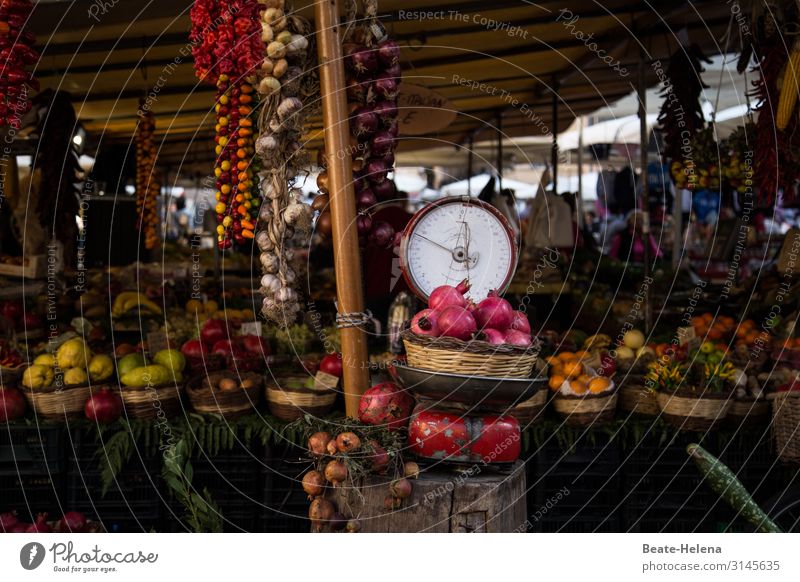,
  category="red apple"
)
[319,352,343,378]
[241,334,270,356]
[200,319,228,347]
[599,352,616,377]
